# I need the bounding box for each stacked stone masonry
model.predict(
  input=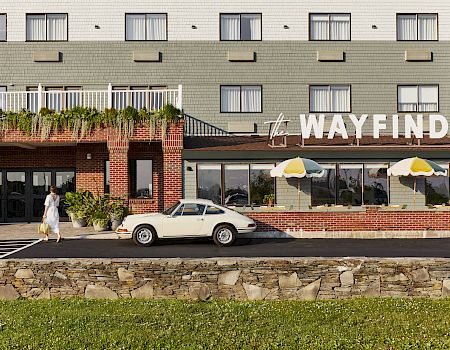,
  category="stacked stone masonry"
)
[1,258,450,300]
